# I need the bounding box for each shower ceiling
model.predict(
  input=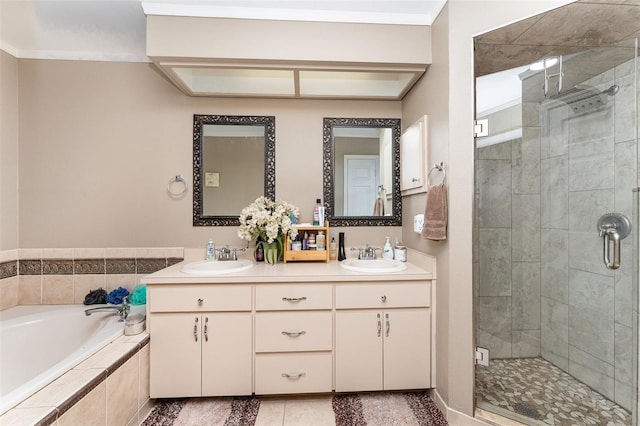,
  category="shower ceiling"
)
[474,0,640,77]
